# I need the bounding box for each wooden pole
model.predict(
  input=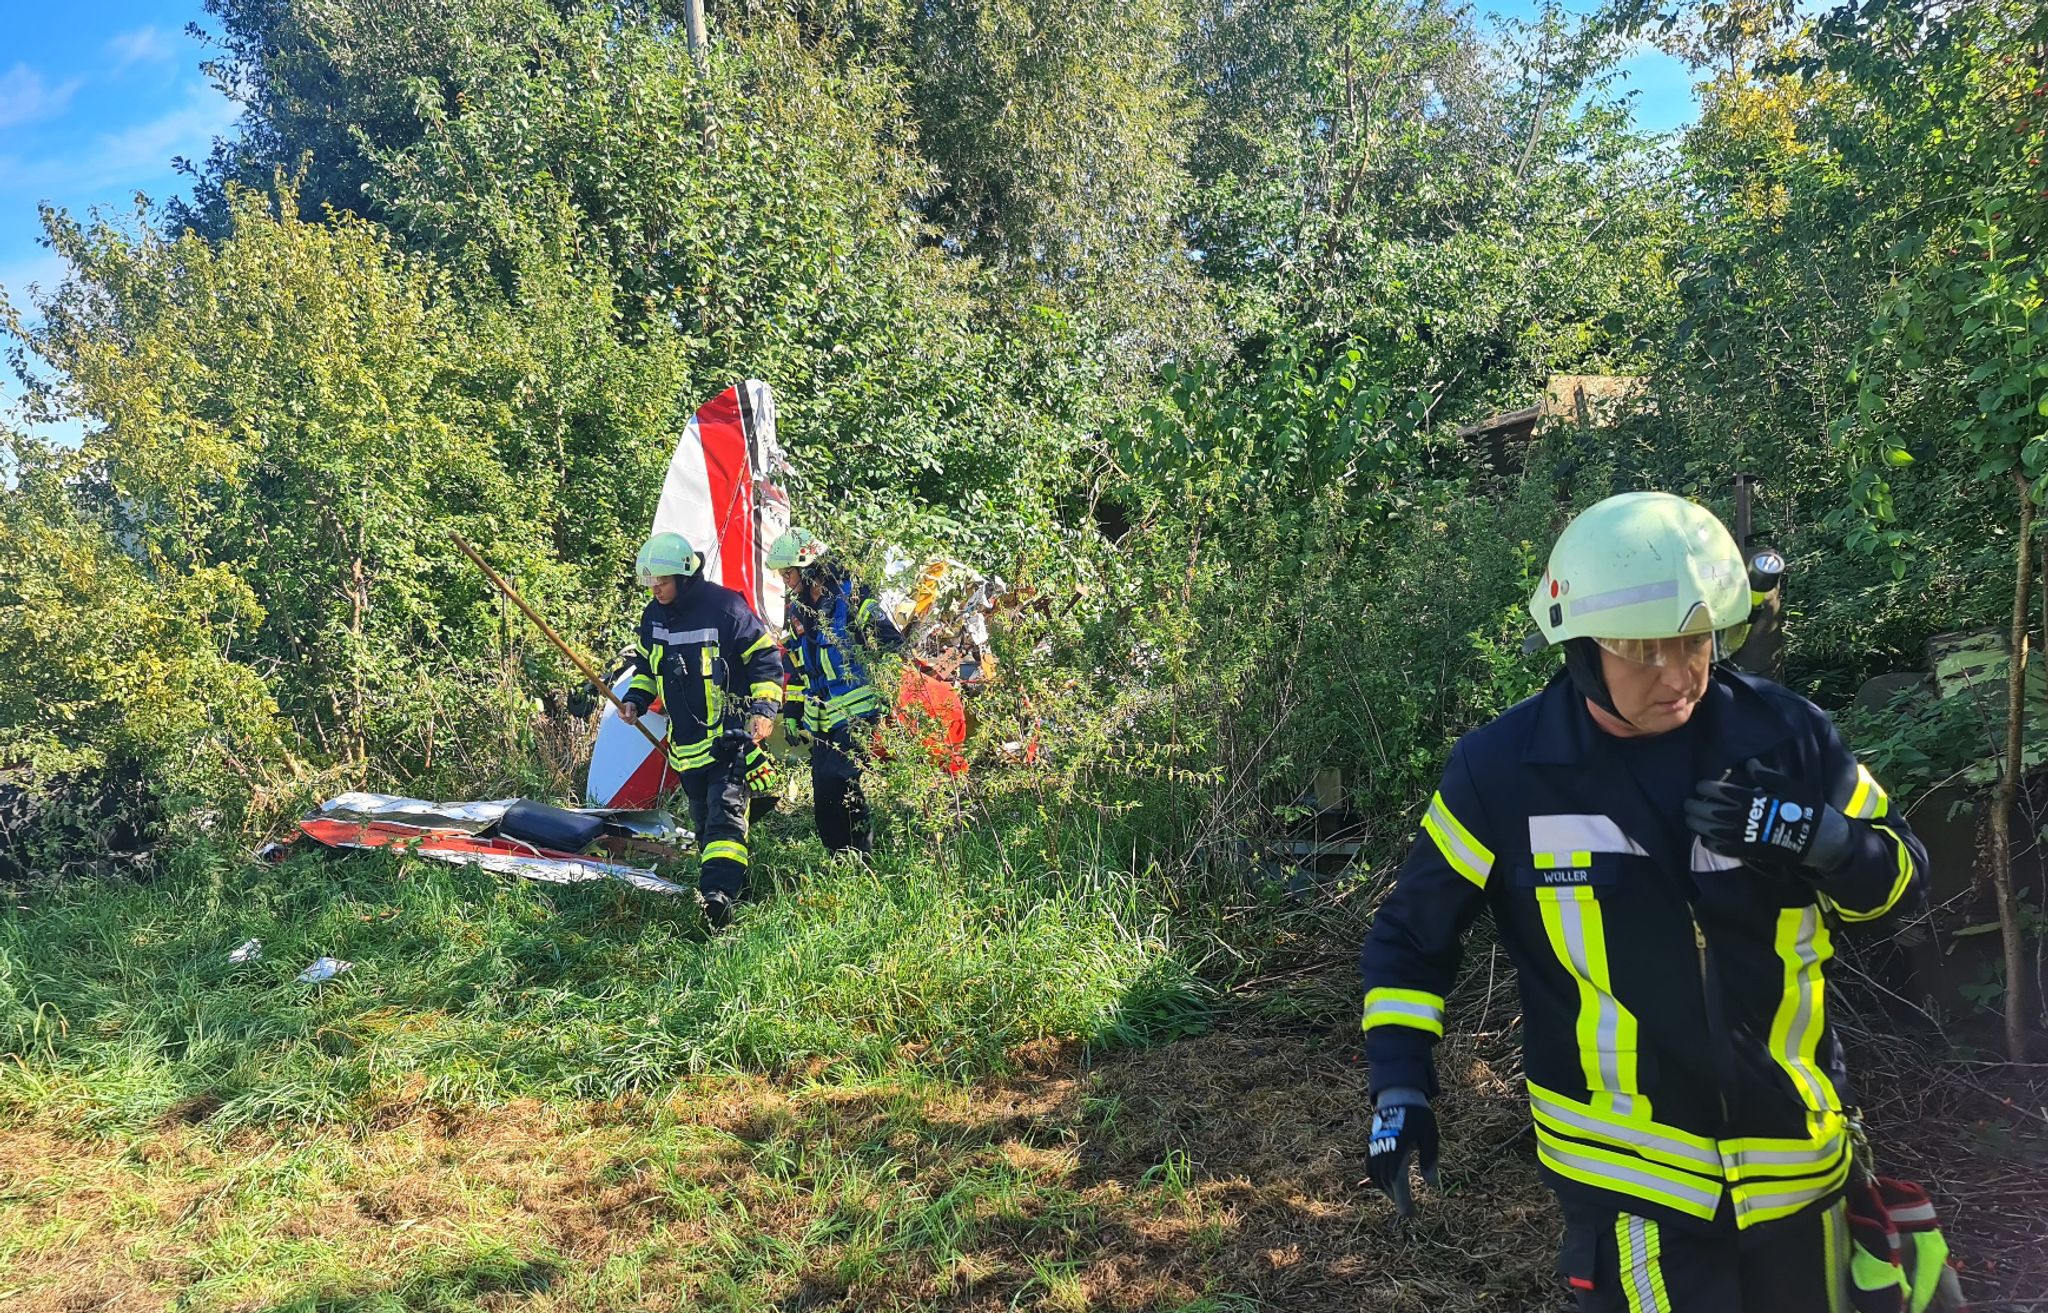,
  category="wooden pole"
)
[1991,471,2034,1062]
[683,0,707,71]
[449,532,667,755]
